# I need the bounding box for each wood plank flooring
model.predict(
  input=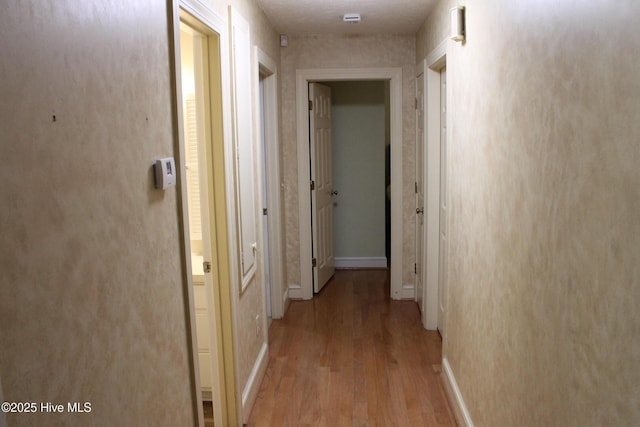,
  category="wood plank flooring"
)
[247,269,456,427]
